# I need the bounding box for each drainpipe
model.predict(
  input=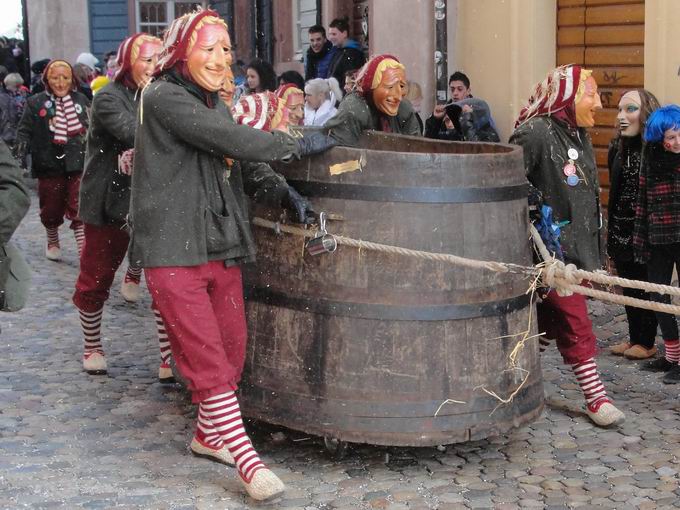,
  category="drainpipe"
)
[21,0,30,82]
[434,0,448,104]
